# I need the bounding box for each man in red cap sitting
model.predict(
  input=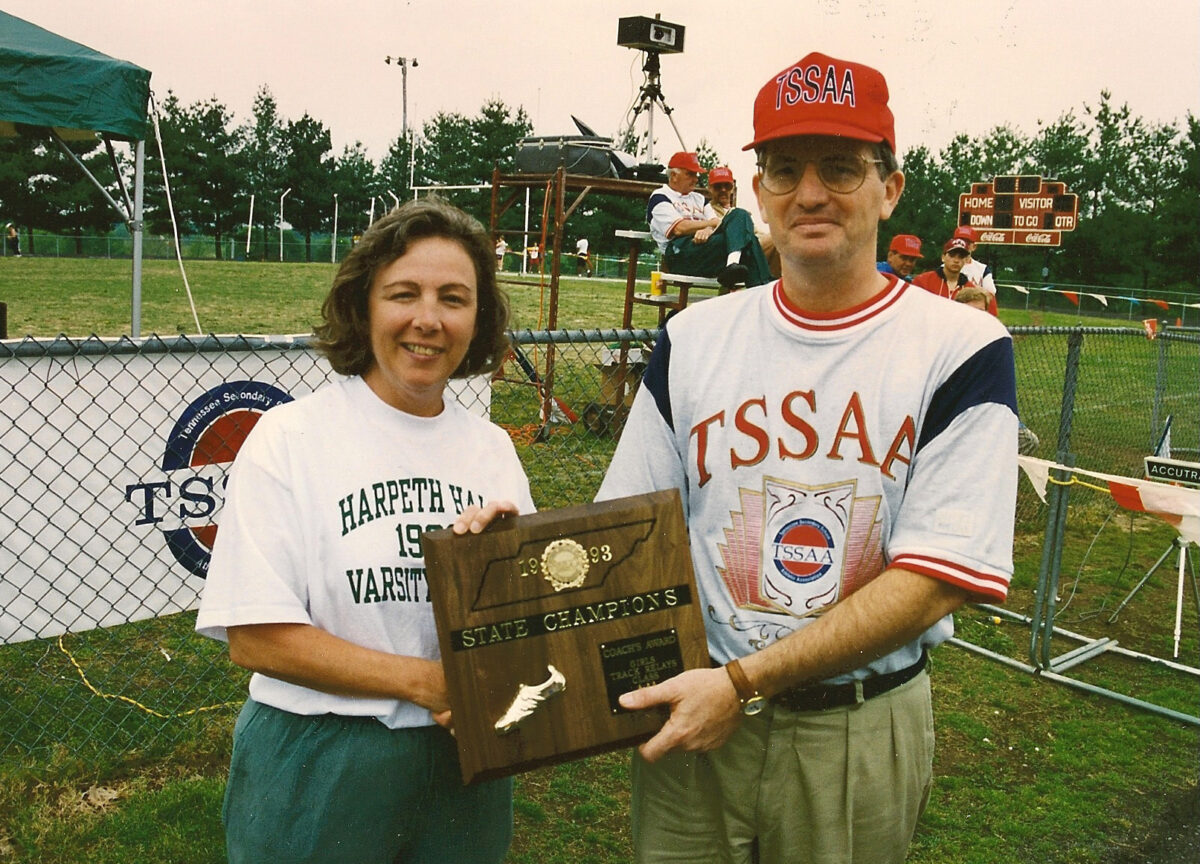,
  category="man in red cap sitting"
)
[876,232,923,278]
[601,51,1018,864]
[707,165,737,218]
[646,151,772,288]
